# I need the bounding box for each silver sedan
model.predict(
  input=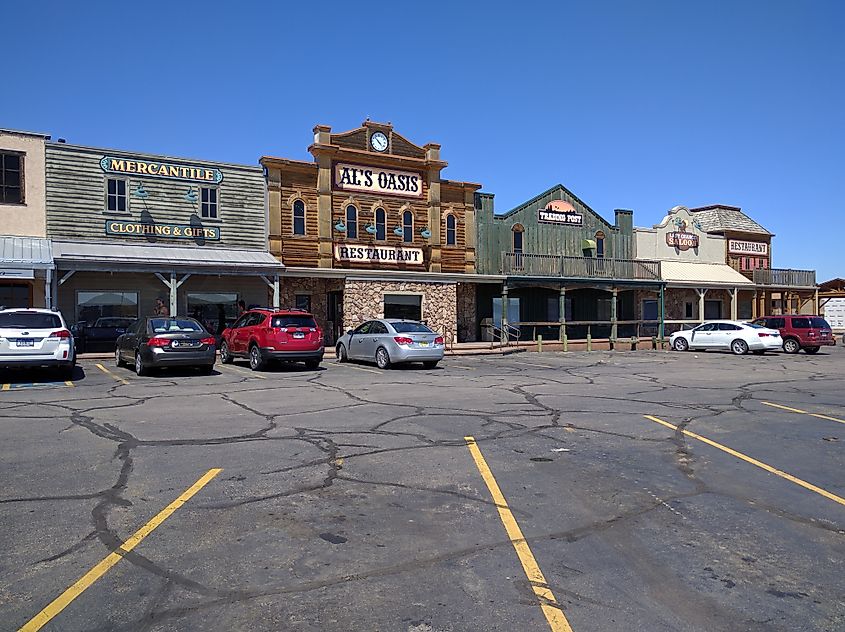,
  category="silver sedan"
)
[335,319,445,369]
